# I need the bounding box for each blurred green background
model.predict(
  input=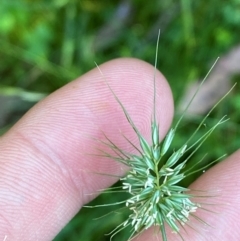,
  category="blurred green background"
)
[1,0,240,240]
